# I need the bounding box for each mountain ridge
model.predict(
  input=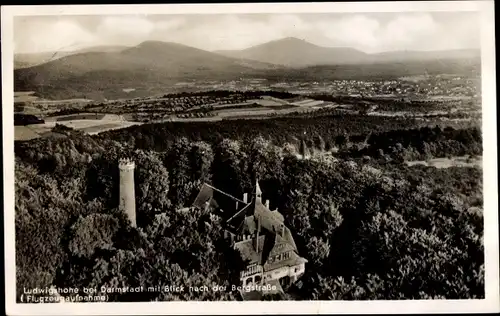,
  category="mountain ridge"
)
[14,45,130,69]
[214,37,368,67]
[214,37,480,67]
[15,37,480,69]
[14,38,481,100]
[14,40,280,100]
